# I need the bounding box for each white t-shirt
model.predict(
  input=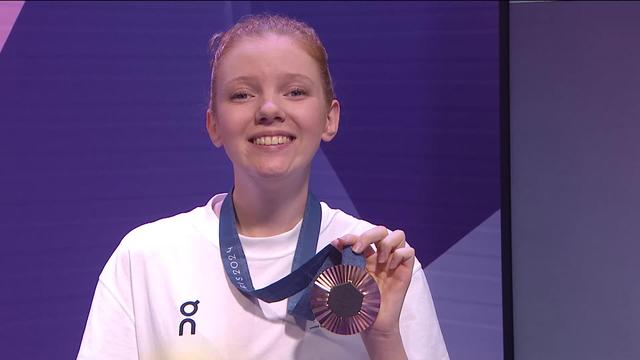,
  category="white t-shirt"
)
[78,194,449,360]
